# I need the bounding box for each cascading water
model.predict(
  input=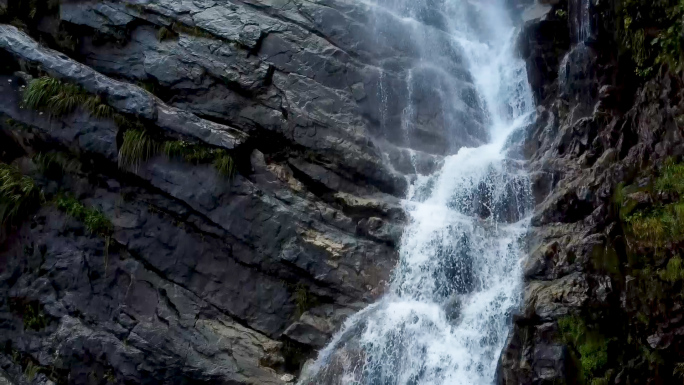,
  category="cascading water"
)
[300,0,535,384]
